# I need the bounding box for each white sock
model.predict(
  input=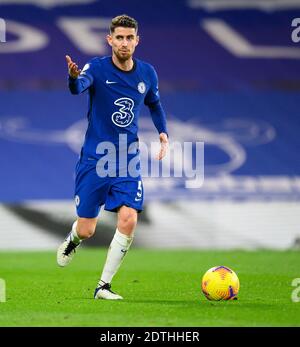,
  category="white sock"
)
[99,229,133,286]
[70,221,82,245]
